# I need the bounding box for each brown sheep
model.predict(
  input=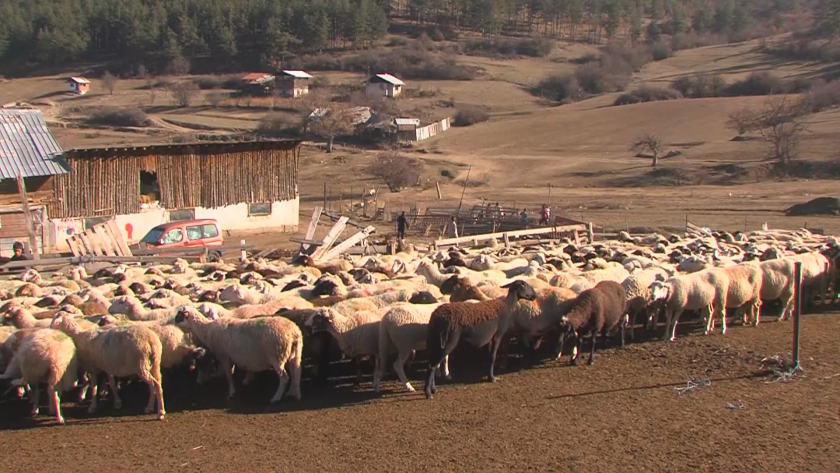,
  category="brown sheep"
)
[424,280,537,399]
[556,280,627,366]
